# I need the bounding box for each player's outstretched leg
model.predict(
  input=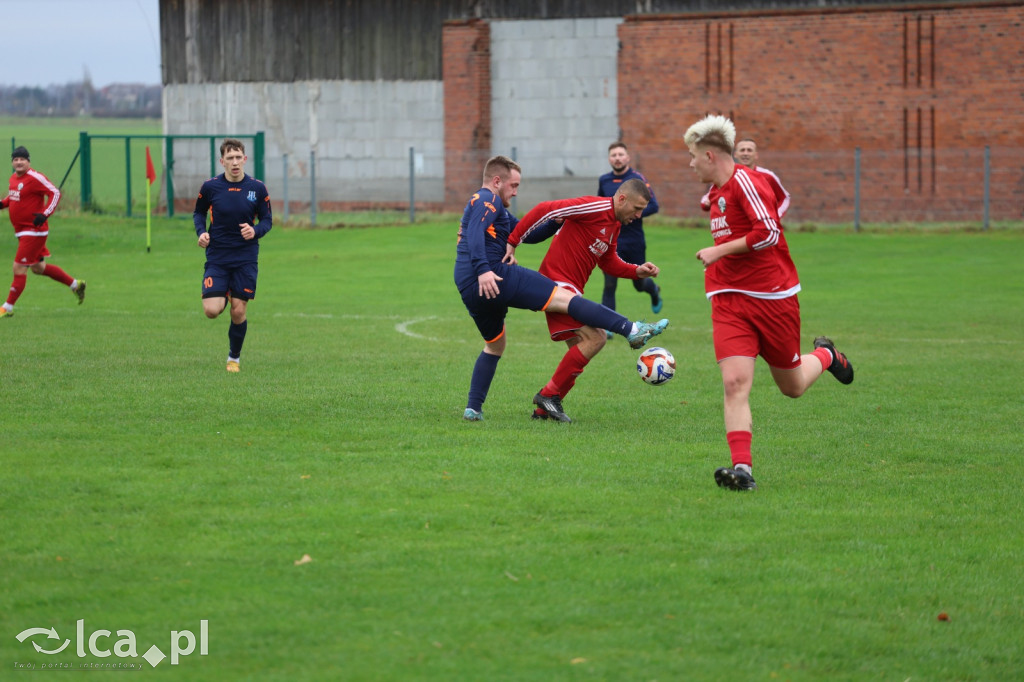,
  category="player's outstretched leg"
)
[813,336,854,384]
[627,318,669,350]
